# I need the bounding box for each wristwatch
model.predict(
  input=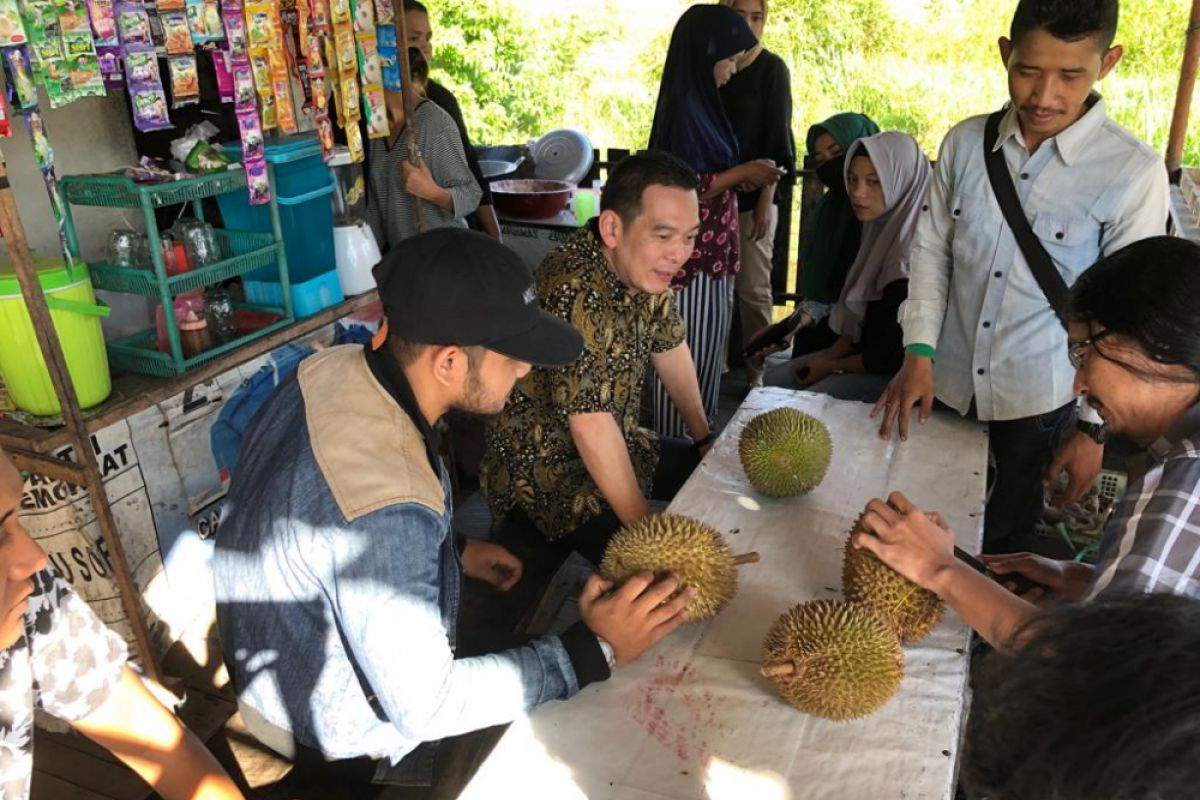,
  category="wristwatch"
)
[1076,419,1107,444]
[596,636,616,669]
